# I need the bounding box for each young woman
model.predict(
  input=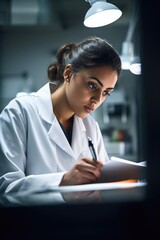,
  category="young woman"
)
[0,36,121,197]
